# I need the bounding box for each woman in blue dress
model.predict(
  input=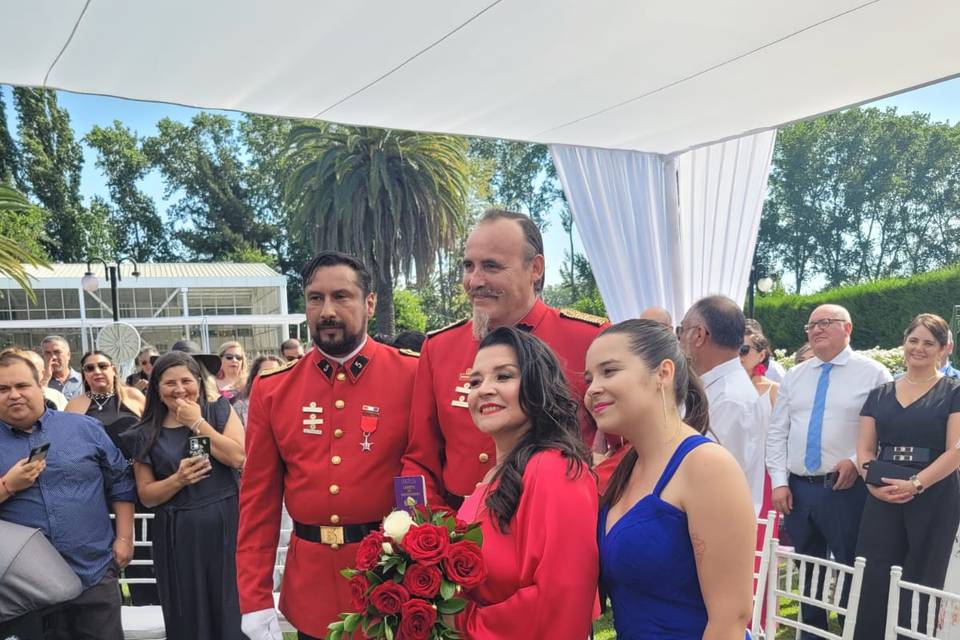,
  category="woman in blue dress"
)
[586,319,756,639]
